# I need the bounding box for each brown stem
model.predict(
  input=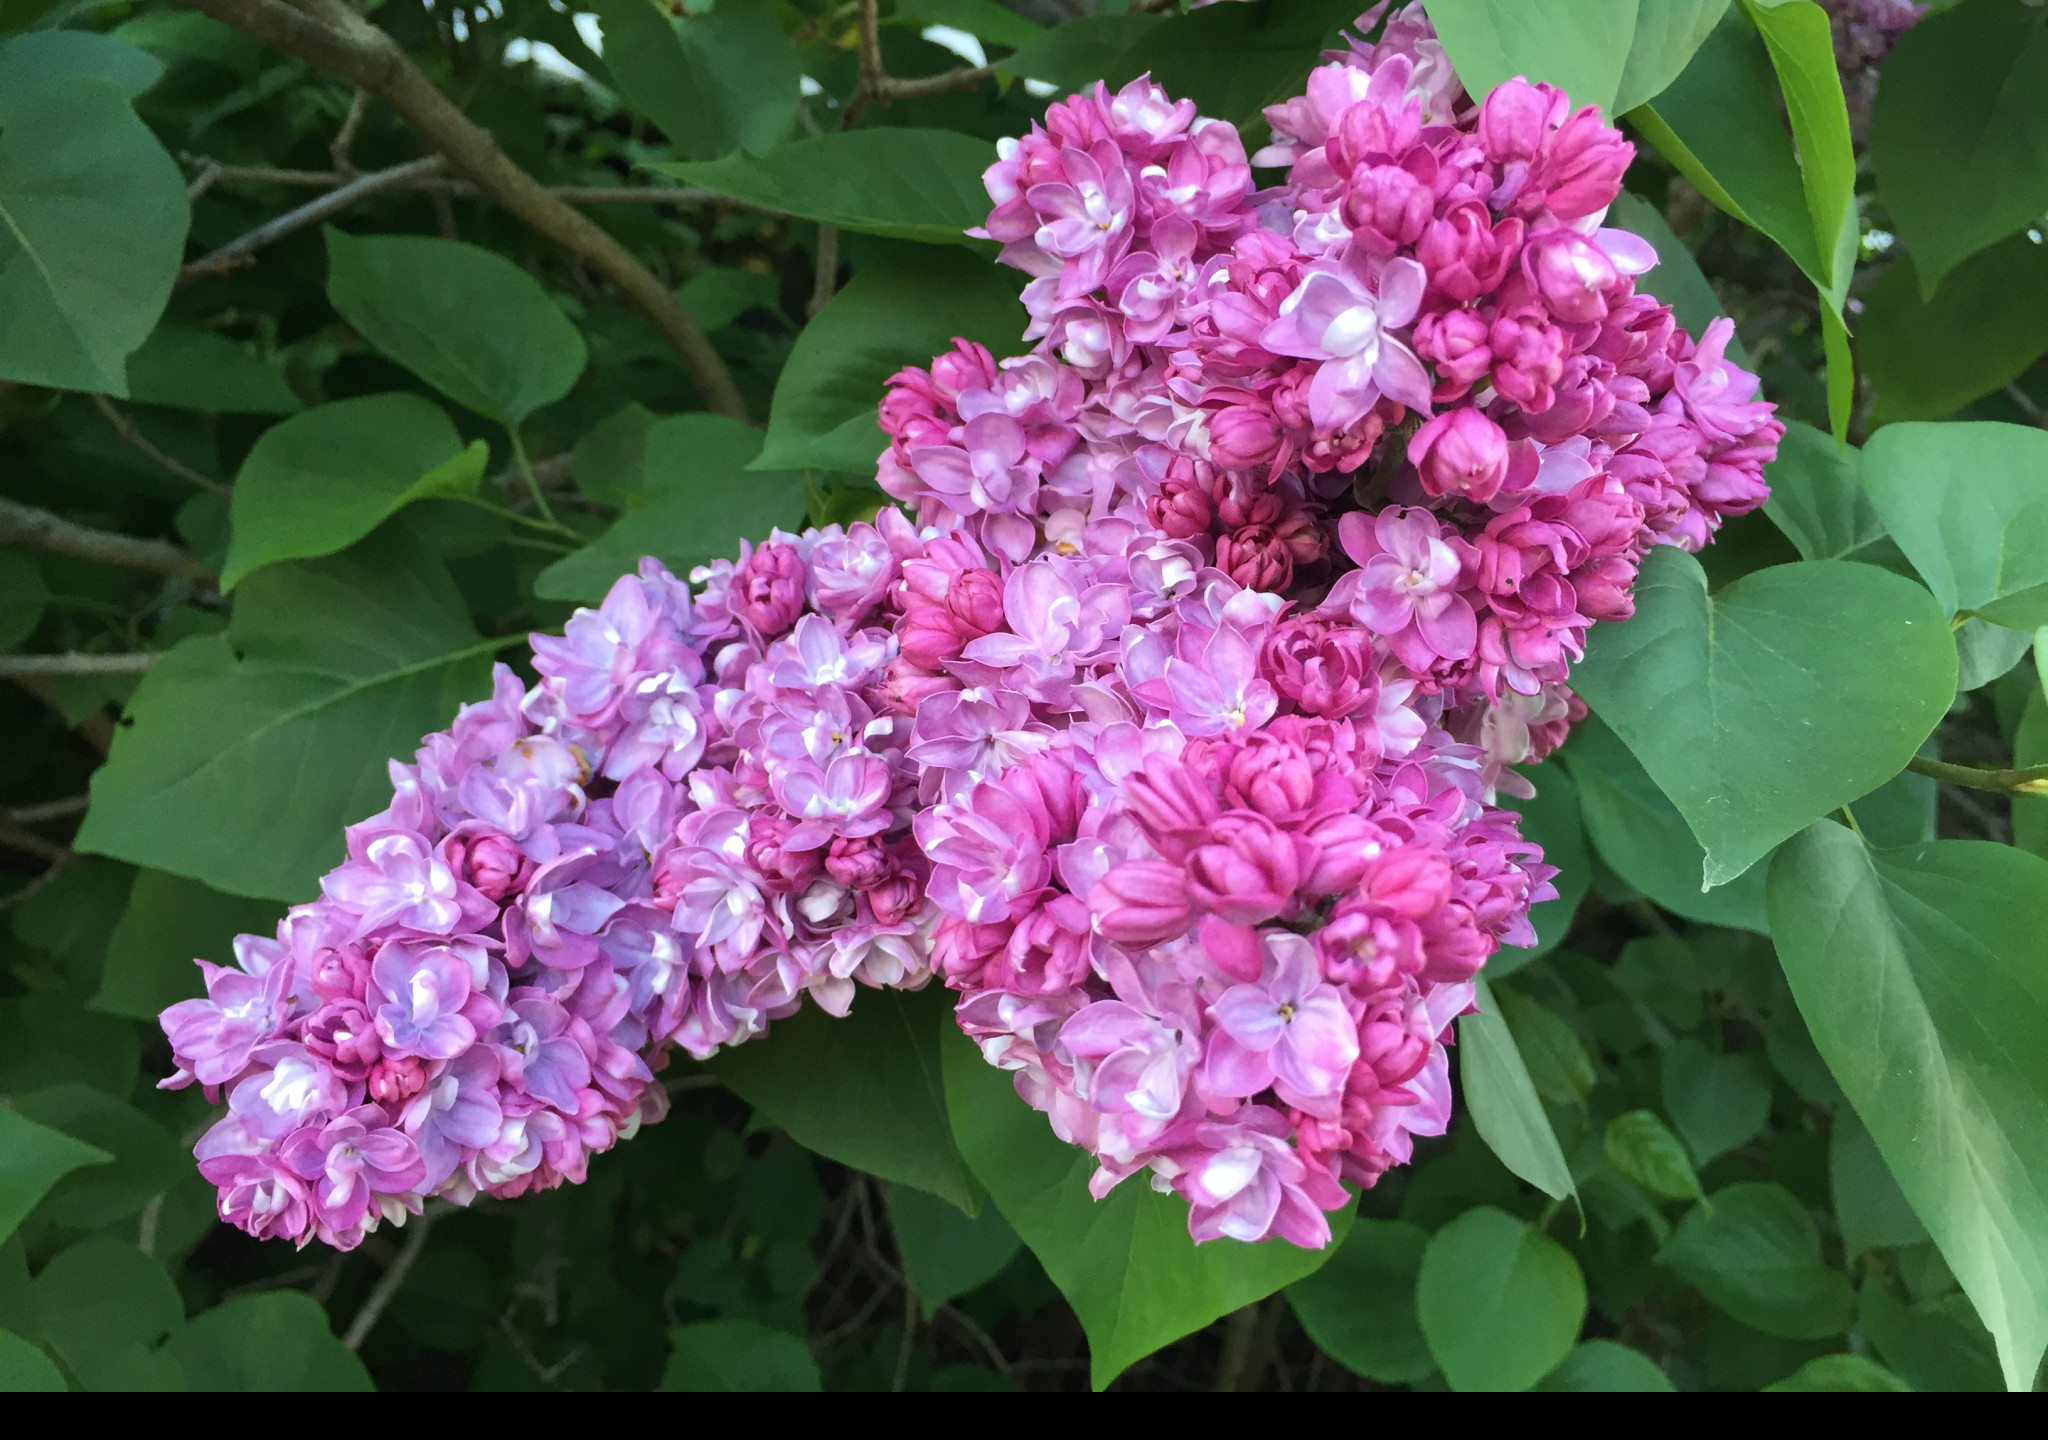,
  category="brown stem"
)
[0,819,68,864]
[180,154,449,282]
[177,0,749,422]
[0,496,216,585]
[181,158,767,211]
[1907,754,2048,796]
[0,653,161,677]
[331,86,370,173]
[854,0,995,105]
[90,394,232,496]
